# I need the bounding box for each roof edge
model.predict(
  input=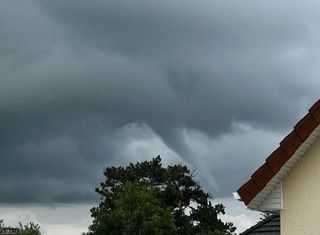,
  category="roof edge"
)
[237,99,320,207]
[240,214,280,235]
